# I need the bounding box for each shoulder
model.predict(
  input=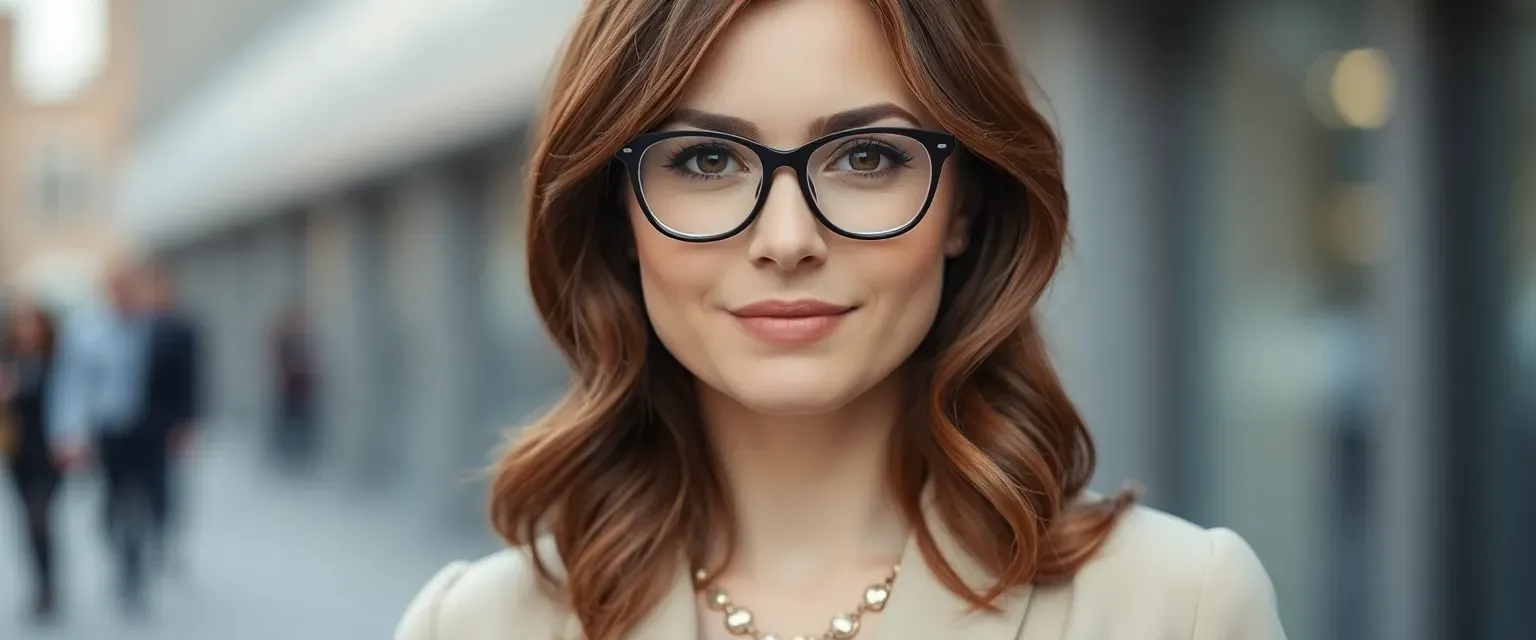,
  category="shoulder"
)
[60,312,105,341]
[172,314,198,335]
[1044,505,1287,640]
[156,315,196,338]
[395,537,572,640]
[54,314,105,355]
